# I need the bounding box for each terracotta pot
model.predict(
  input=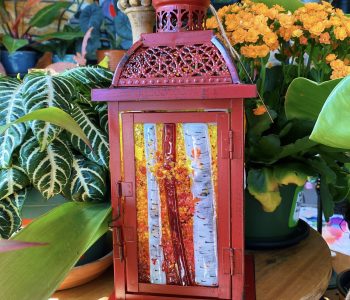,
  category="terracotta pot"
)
[152,0,210,9]
[118,5,155,43]
[96,49,126,71]
[57,251,113,290]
